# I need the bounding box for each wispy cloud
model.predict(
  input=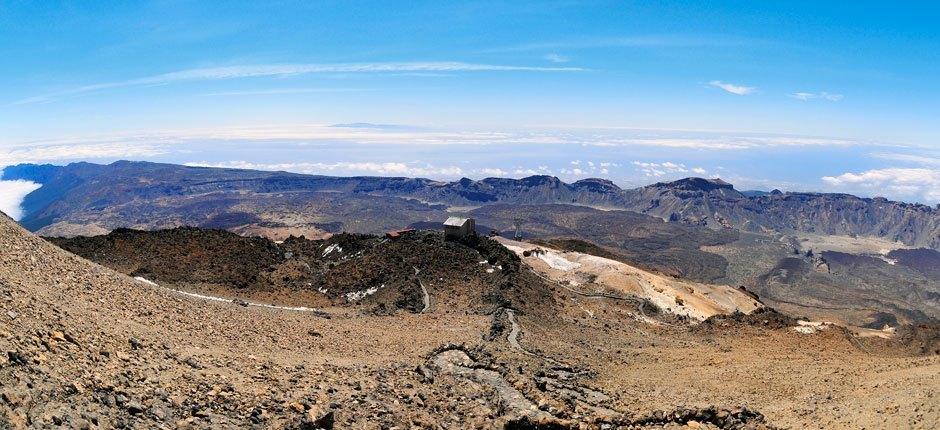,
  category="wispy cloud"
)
[329,122,415,130]
[708,80,756,95]
[201,87,371,96]
[790,91,843,101]
[822,168,940,204]
[544,53,569,63]
[871,152,940,166]
[11,61,586,105]
[488,35,760,53]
